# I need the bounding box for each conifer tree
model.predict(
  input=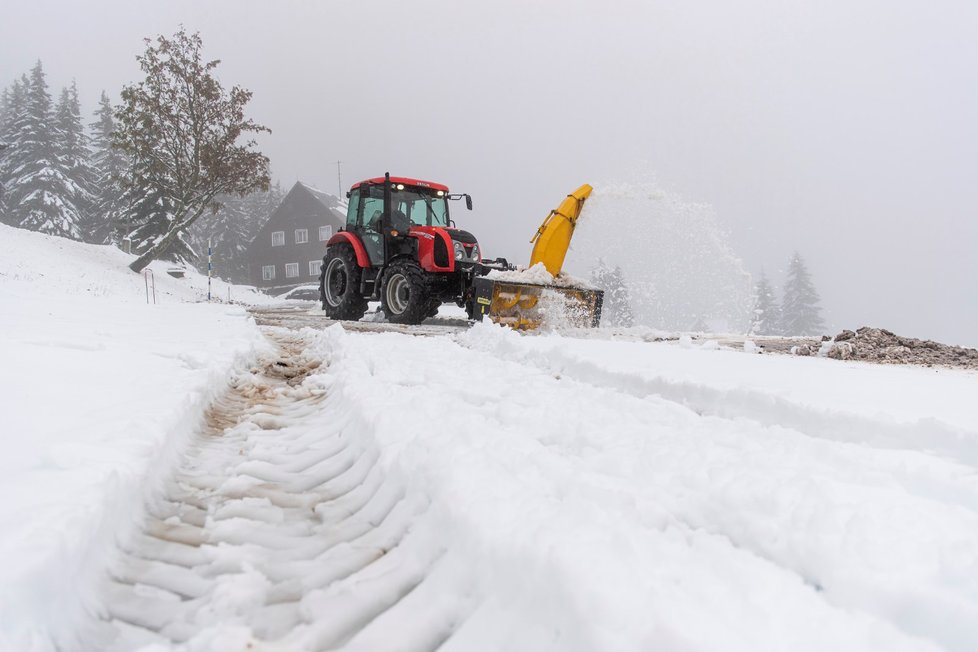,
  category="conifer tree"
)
[87,90,129,244]
[121,176,194,261]
[749,271,780,336]
[188,193,250,280]
[780,252,826,336]
[591,259,635,327]
[4,61,85,239]
[0,77,28,221]
[187,183,283,282]
[55,82,96,237]
[0,88,9,136]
